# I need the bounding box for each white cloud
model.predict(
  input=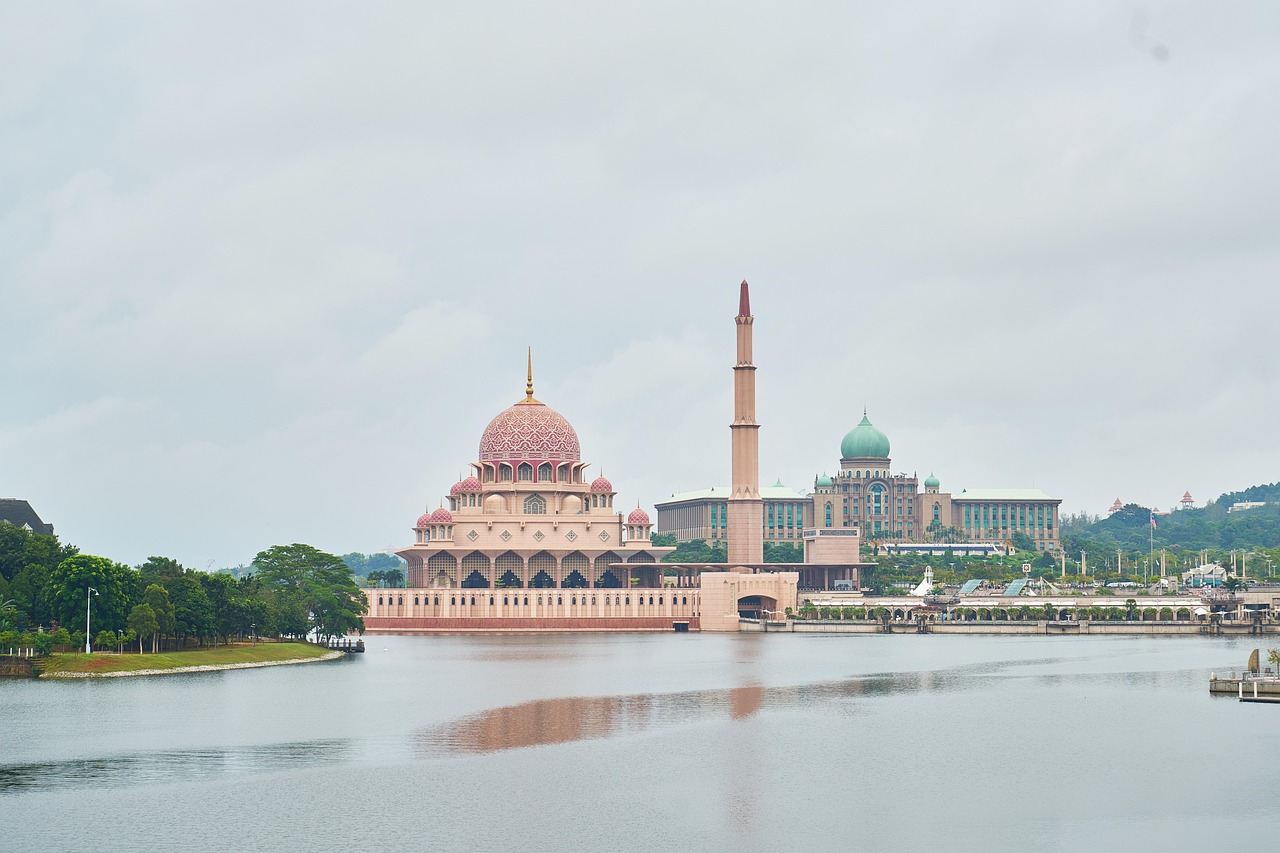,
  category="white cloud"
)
[3,1,1279,565]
